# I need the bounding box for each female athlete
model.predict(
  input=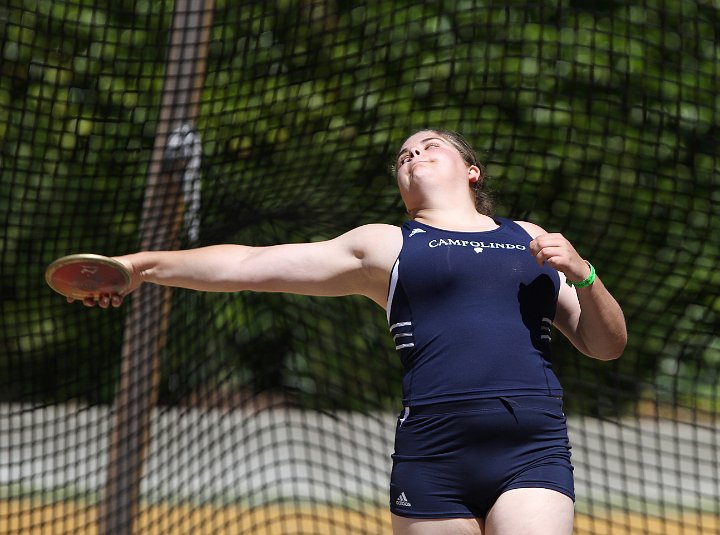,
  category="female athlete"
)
[75,129,627,535]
